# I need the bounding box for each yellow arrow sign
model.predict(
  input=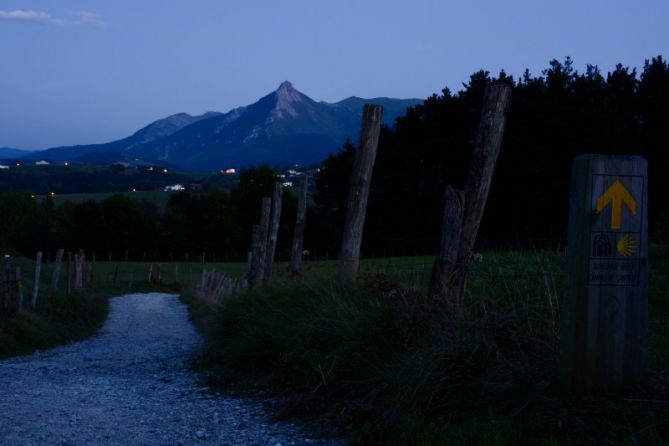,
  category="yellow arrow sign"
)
[596,180,637,230]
